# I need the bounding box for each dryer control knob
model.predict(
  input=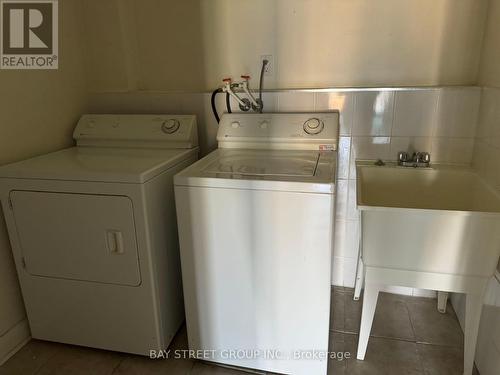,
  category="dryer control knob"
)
[162,119,180,134]
[303,118,324,135]
[259,121,268,129]
[231,121,240,129]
